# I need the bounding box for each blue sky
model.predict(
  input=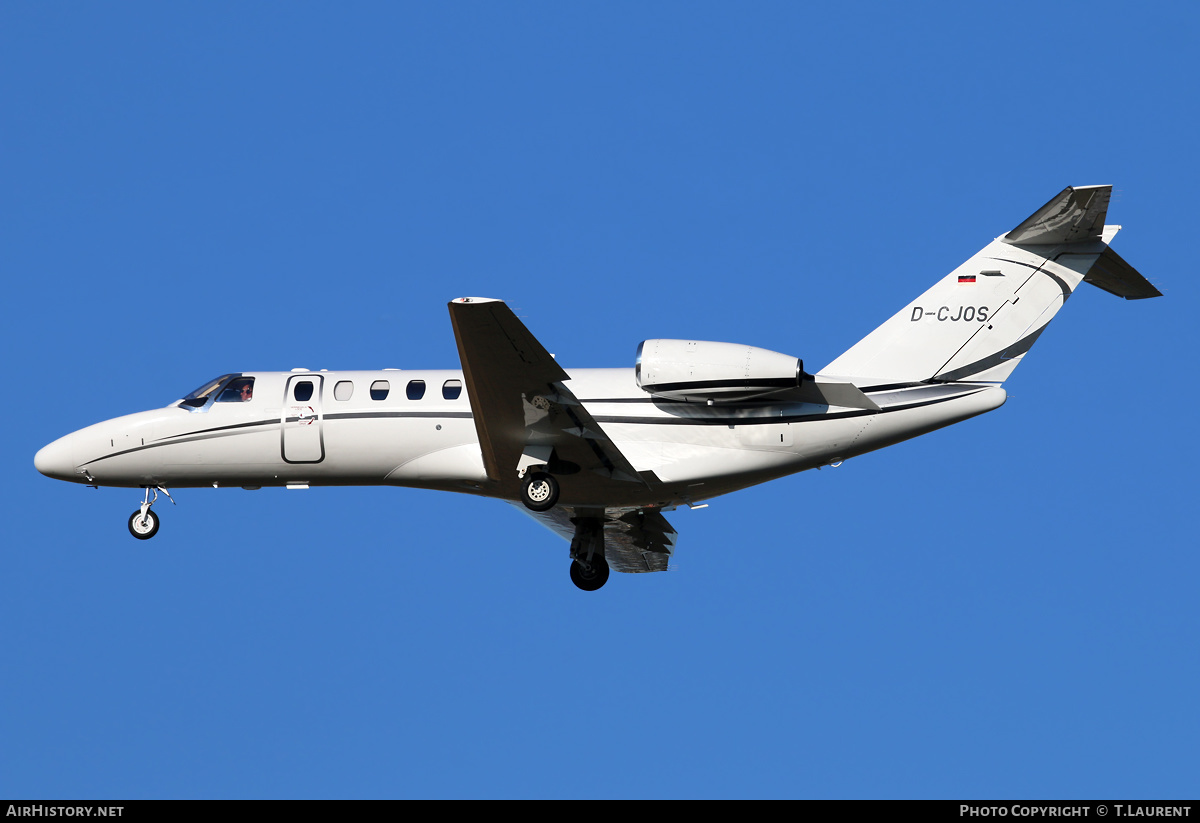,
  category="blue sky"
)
[3,2,1197,799]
